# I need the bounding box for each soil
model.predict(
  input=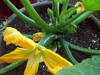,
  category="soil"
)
[1,12,100,75]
